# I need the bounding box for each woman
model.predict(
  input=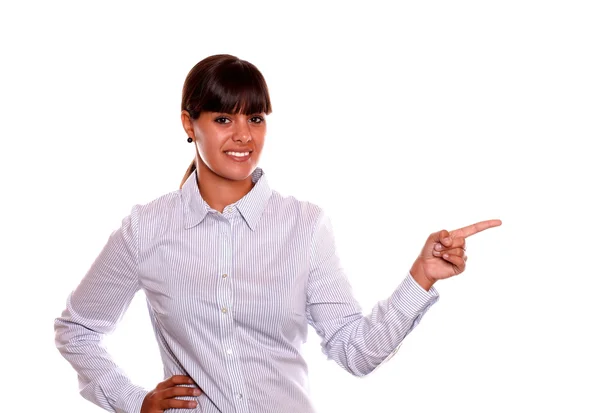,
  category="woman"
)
[54,54,501,413]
